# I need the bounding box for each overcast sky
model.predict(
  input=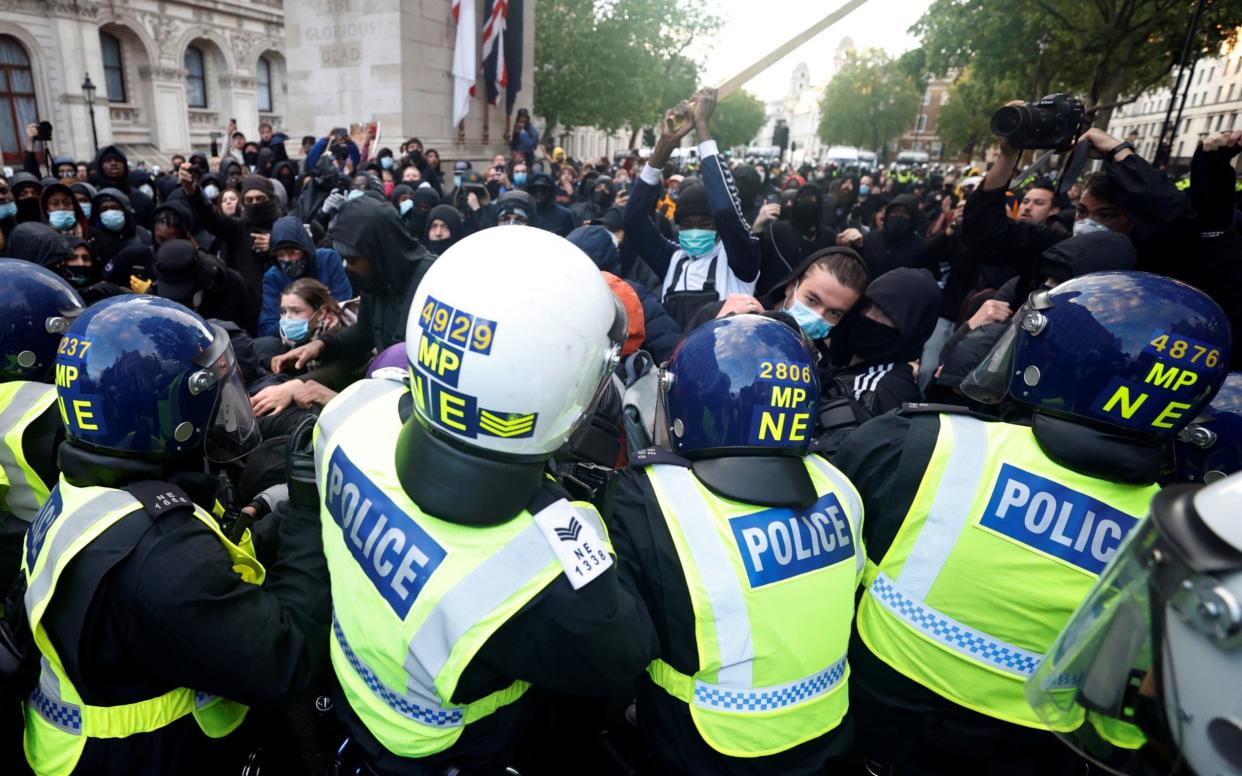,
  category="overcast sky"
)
[697,0,935,101]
